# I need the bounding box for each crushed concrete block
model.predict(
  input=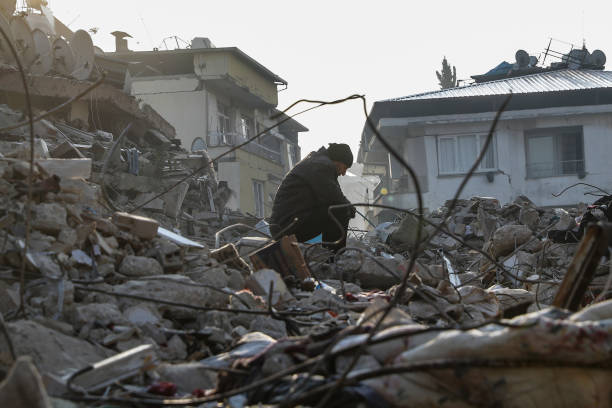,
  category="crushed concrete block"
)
[112,212,159,240]
[553,208,574,231]
[32,203,67,234]
[245,269,294,306]
[487,224,532,257]
[519,207,540,230]
[119,255,163,277]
